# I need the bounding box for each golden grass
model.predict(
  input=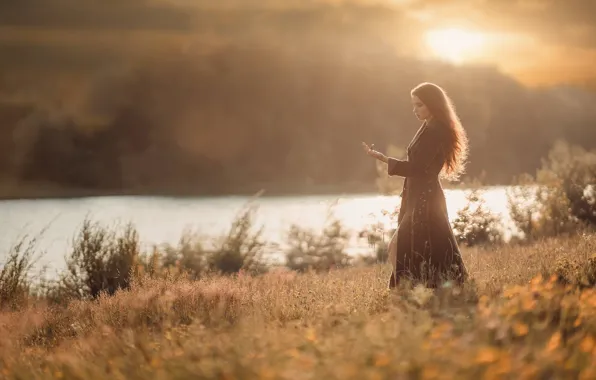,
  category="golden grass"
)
[2,234,596,379]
